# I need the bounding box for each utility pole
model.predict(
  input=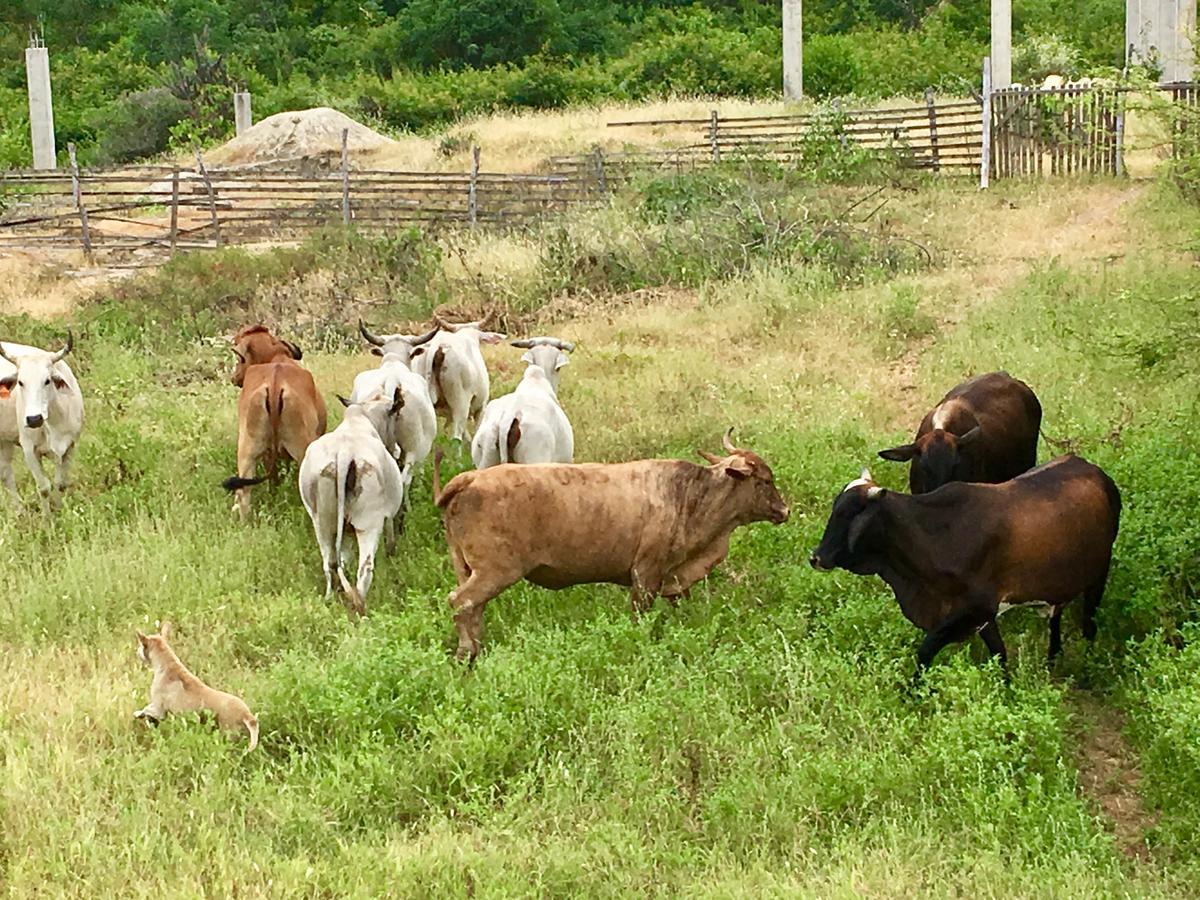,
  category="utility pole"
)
[25,33,56,169]
[783,0,803,100]
[991,0,1012,89]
